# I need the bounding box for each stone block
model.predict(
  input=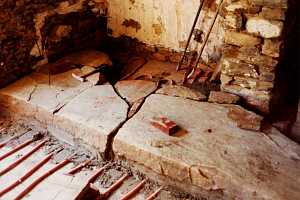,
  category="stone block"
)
[246,17,283,38]
[223,13,243,30]
[226,46,278,68]
[221,57,259,79]
[222,0,260,14]
[262,39,282,58]
[259,72,276,81]
[222,84,271,113]
[114,94,300,199]
[260,7,286,20]
[208,91,240,104]
[156,85,207,101]
[227,105,263,131]
[224,31,261,47]
[249,0,288,8]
